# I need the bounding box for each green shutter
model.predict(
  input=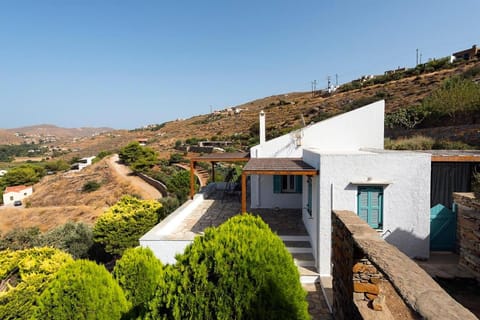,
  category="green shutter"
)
[357,187,383,229]
[273,175,281,193]
[295,176,303,193]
